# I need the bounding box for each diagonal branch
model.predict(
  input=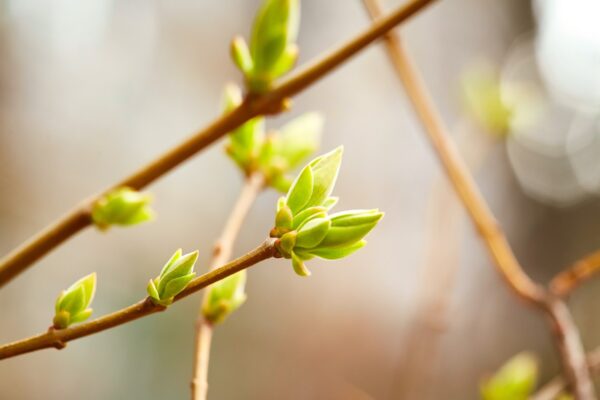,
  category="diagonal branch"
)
[0,238,277,360]
[191,172,264,400]
[361,0,595,398]
[0,0,436,289]
[550,250,600,298]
